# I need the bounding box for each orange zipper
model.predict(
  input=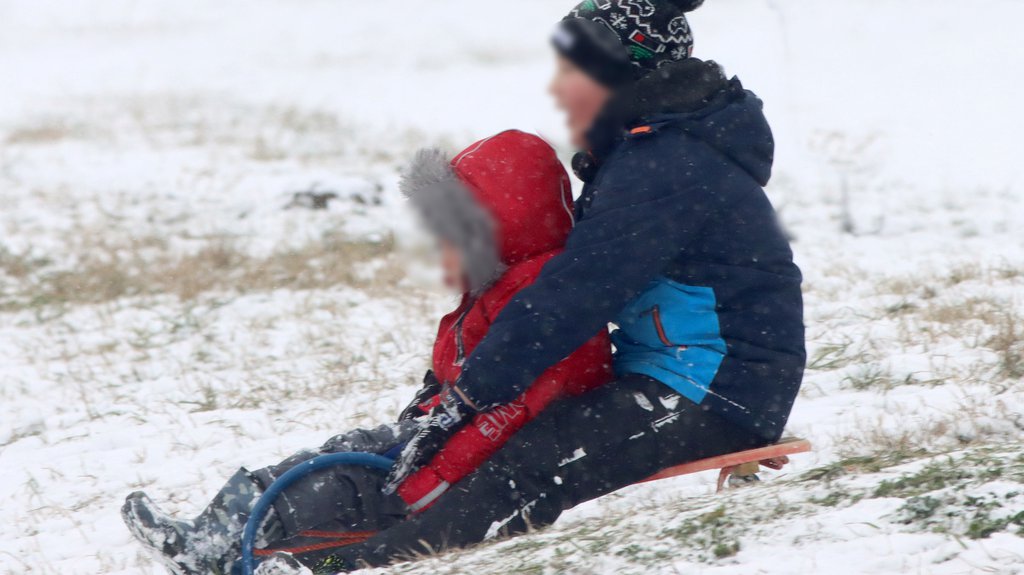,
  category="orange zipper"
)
[646,305,674,347]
